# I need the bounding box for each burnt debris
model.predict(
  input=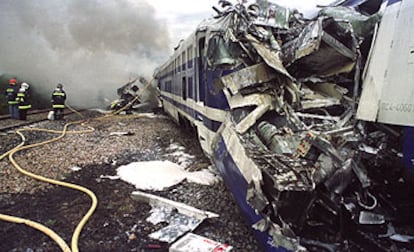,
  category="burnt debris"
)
[110,77,161,113]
